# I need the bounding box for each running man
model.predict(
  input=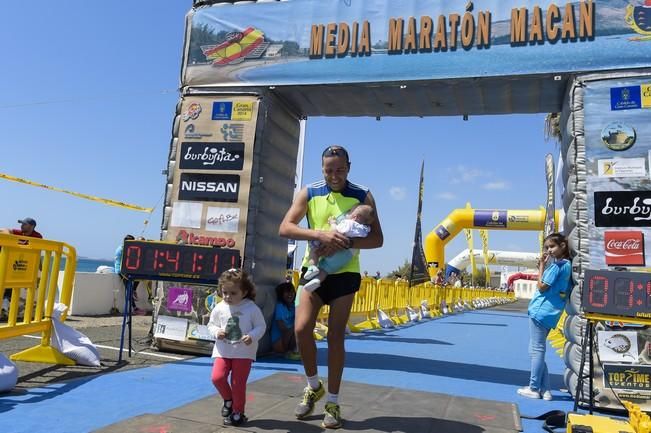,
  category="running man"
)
[279,145,383,429]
